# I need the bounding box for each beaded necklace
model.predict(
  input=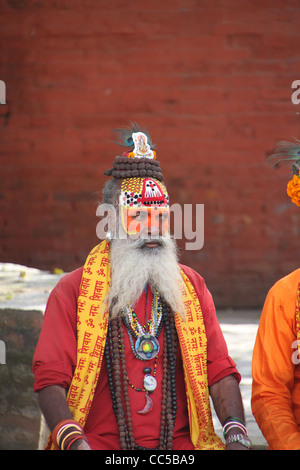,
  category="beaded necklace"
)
[104,300,178,450]
[122,291,163,361]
